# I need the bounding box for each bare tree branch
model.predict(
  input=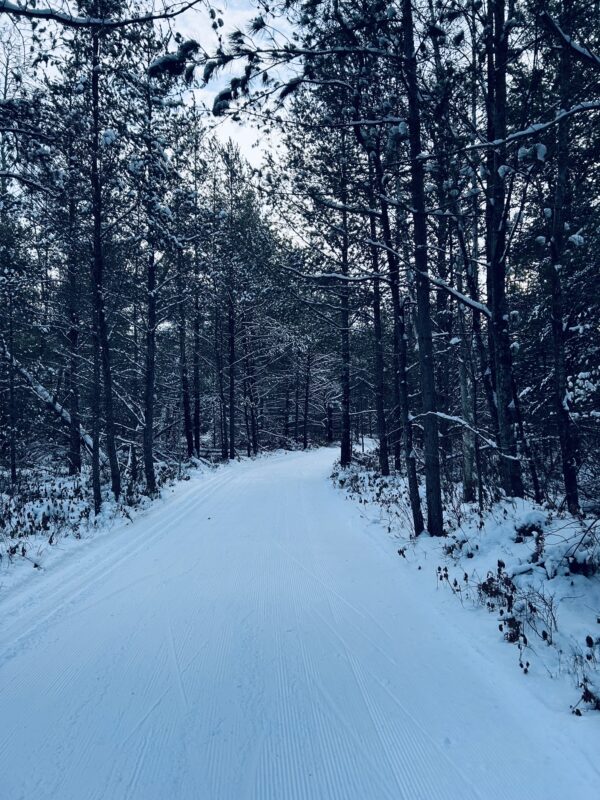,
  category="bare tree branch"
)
[0,0,203,30]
